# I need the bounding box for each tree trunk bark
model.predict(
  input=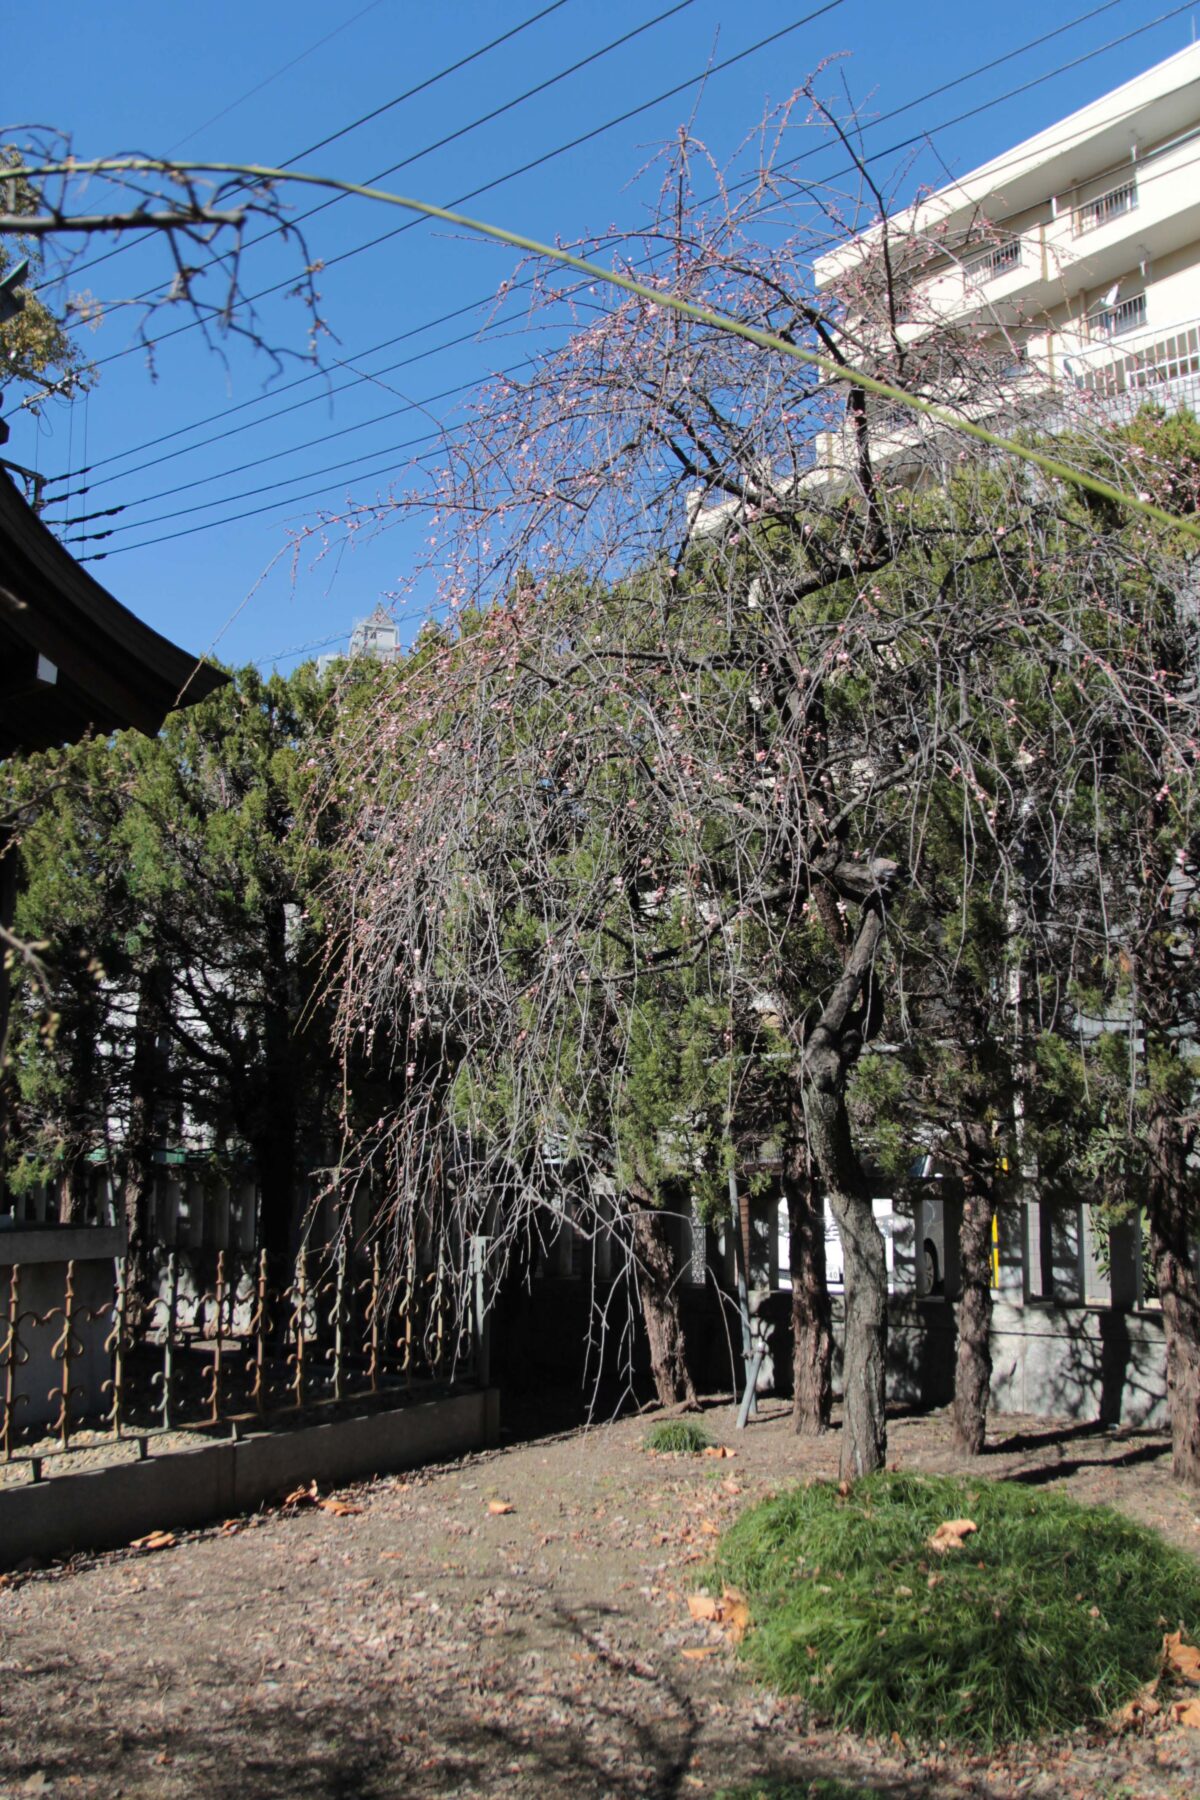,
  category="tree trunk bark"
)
[952,1132,996,1456]
[1146,1109,1200,1486]
[784,1165,832,1434]
[800,898,891,1481]
[118,963,171,1325]
[252,903,300,1261]
[631,1205,698,1410]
